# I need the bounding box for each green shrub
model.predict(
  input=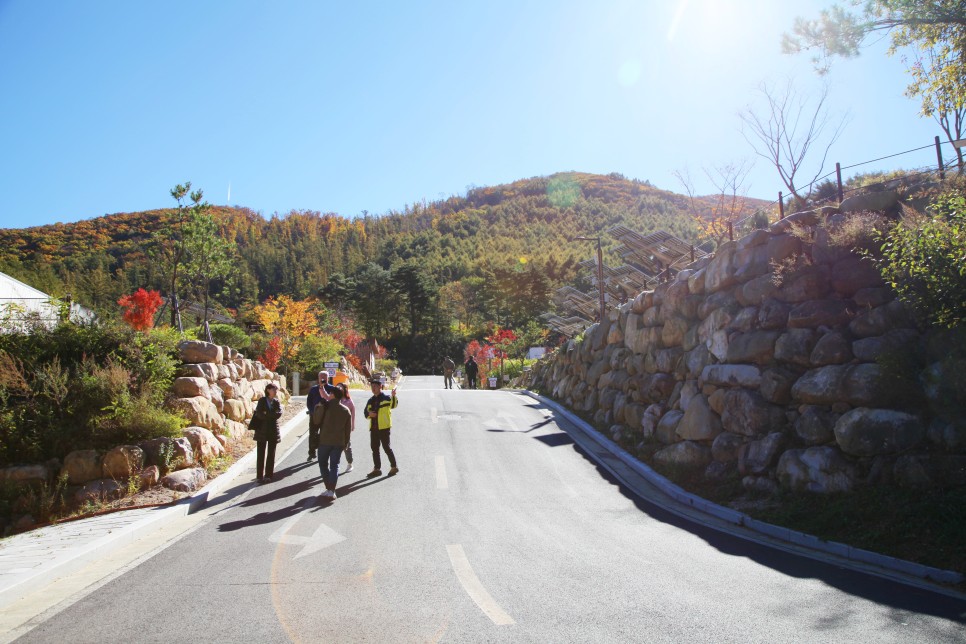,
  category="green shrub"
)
[103,394,185,445]
[205,323,252,350]
[293,333,344,375]
[867,206,966,329]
